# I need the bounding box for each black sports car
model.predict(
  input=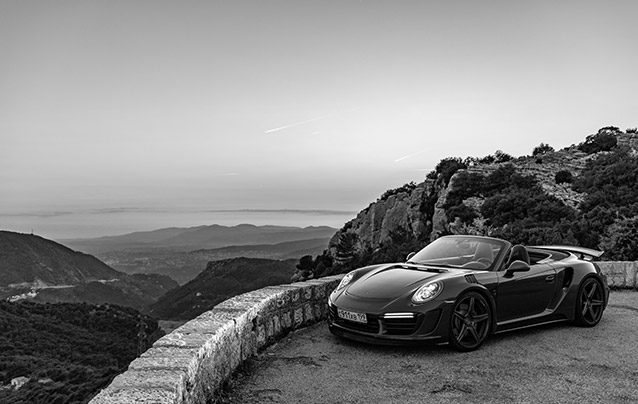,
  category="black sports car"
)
[328,235,609,351]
